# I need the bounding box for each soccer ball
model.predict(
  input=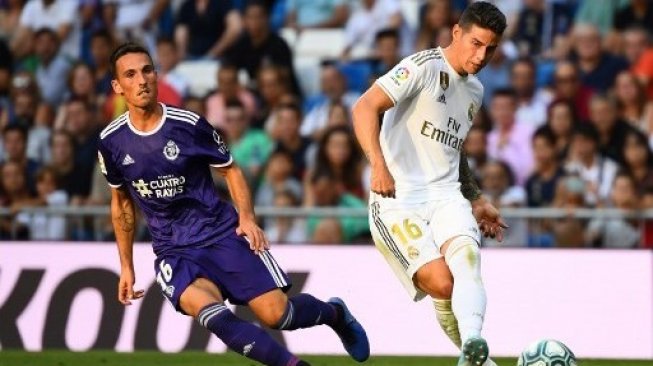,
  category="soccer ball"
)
[517,339,577,366]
